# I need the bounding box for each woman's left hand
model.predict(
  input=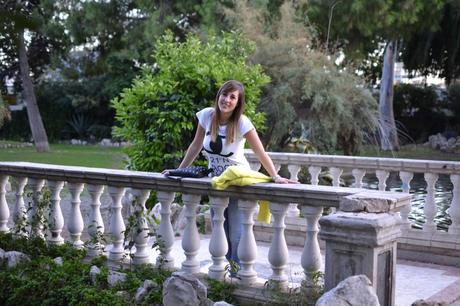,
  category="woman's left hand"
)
[273,176,299,184]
